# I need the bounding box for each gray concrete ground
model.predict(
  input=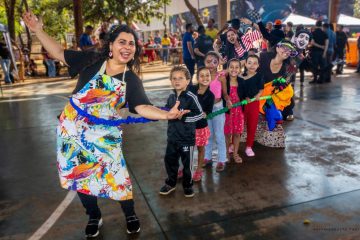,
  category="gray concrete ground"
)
[0,64,360,240]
